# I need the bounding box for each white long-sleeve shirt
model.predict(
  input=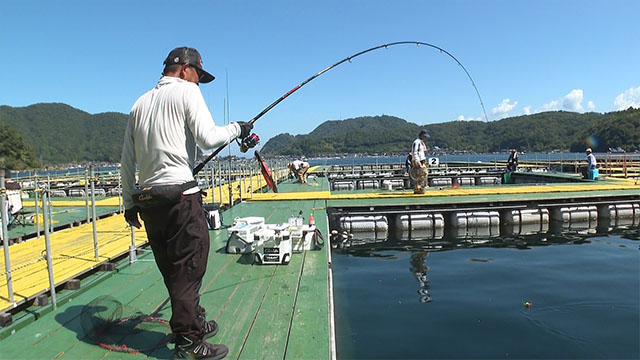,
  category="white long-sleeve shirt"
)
[291,160,309,171]
[412,138,427,163]
[587,153,597,169]
[121,76,240,209]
